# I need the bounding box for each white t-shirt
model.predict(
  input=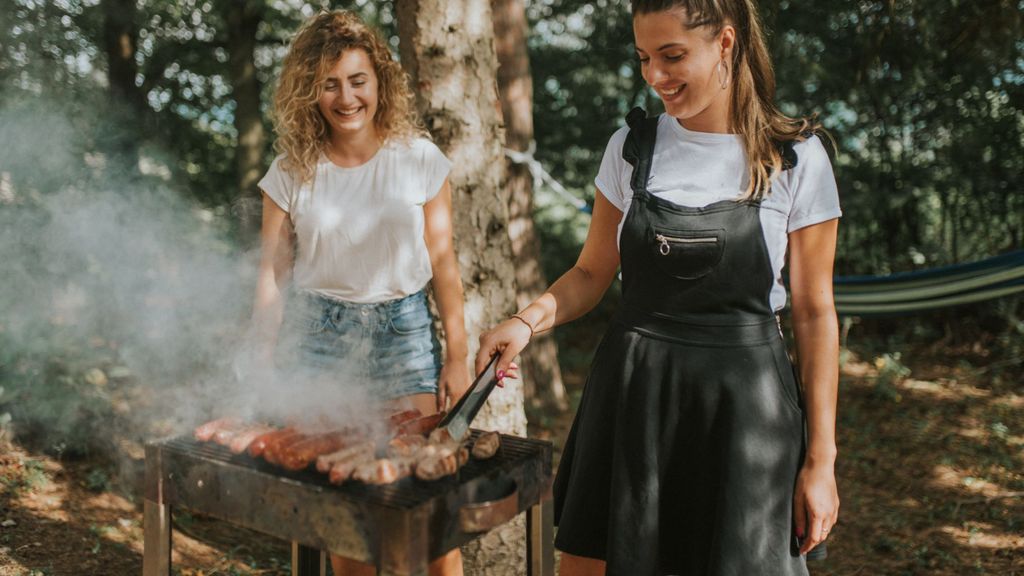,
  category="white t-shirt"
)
[259,137,452,303]
[595,114,842,311]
